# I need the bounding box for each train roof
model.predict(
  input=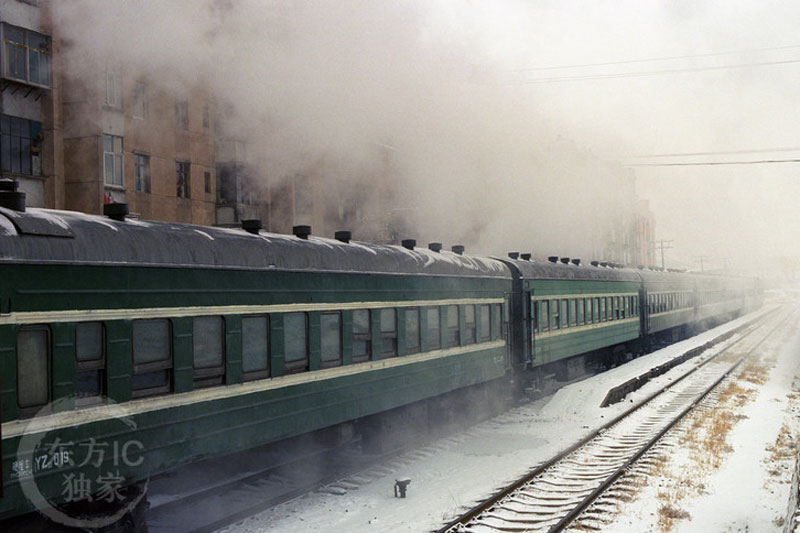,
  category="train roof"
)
[0,208,510,278]
[500,258,642,282]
